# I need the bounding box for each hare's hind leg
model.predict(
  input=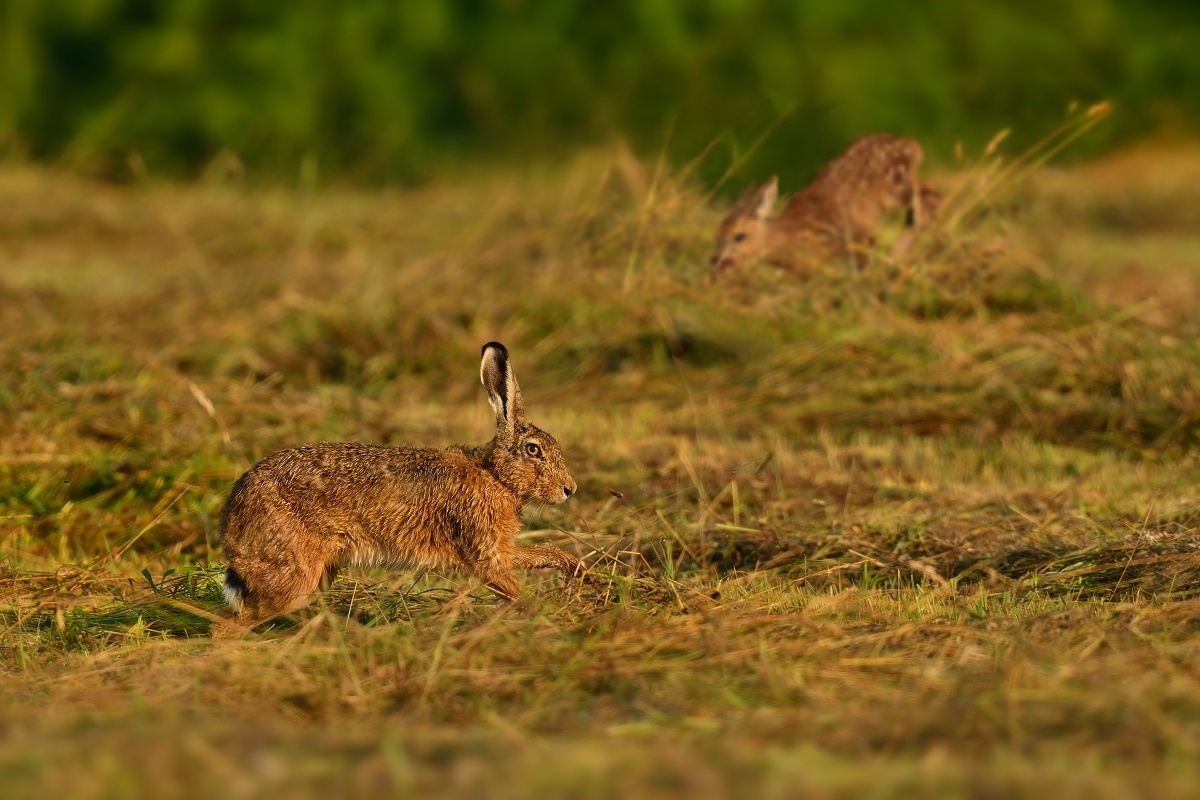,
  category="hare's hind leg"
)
[215,557,329,635]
